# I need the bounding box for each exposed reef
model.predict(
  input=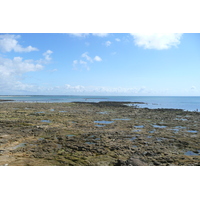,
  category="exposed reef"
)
[0,101,200,166]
